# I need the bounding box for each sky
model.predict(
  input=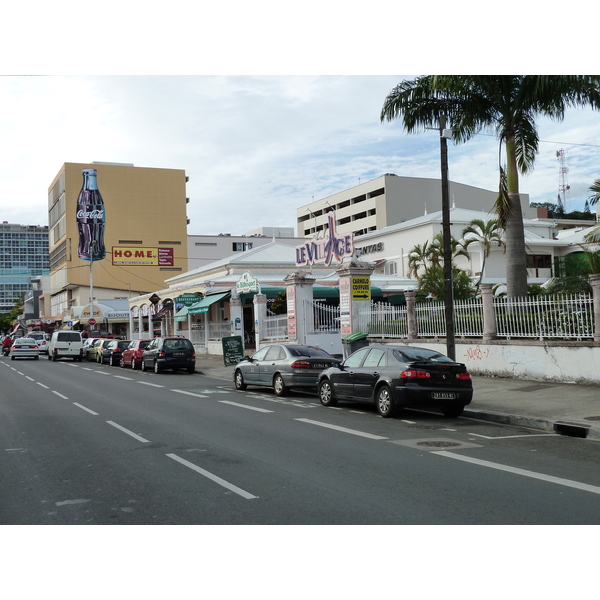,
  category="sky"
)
[3,74,600,238]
